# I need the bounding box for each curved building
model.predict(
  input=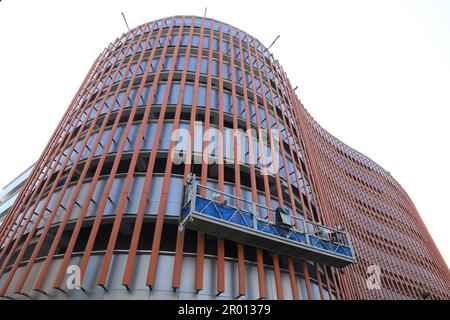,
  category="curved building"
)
[0,15,448,300]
